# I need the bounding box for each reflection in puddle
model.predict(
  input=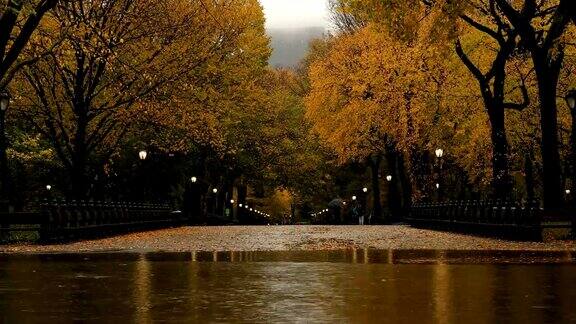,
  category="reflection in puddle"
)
[145,249,576,264]
[134,254,151,323]
[0,250,575,322]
